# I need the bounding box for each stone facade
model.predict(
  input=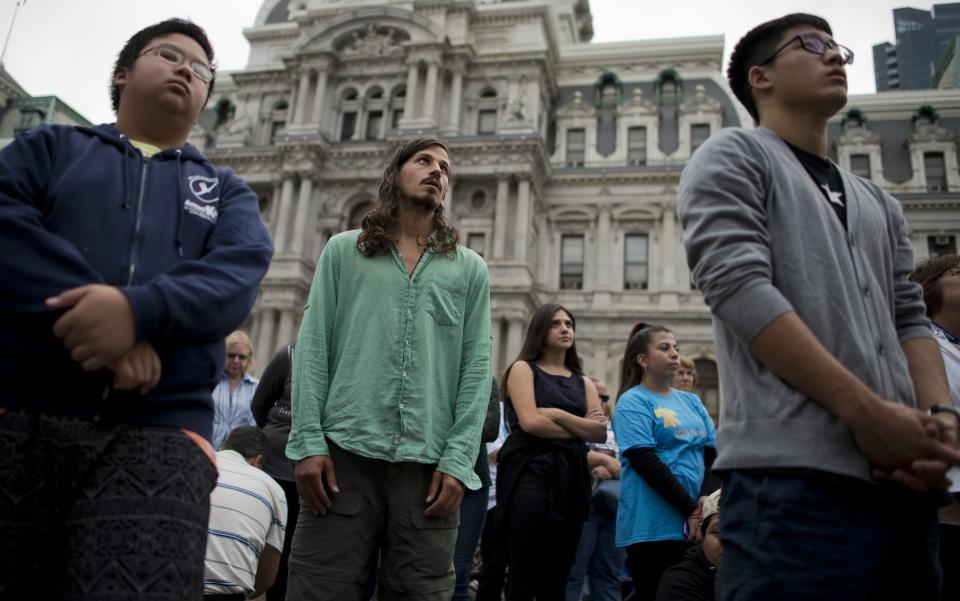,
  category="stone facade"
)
[200,0,960,420]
